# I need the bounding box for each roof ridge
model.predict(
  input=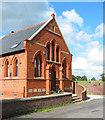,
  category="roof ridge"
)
[5,21,46,37]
